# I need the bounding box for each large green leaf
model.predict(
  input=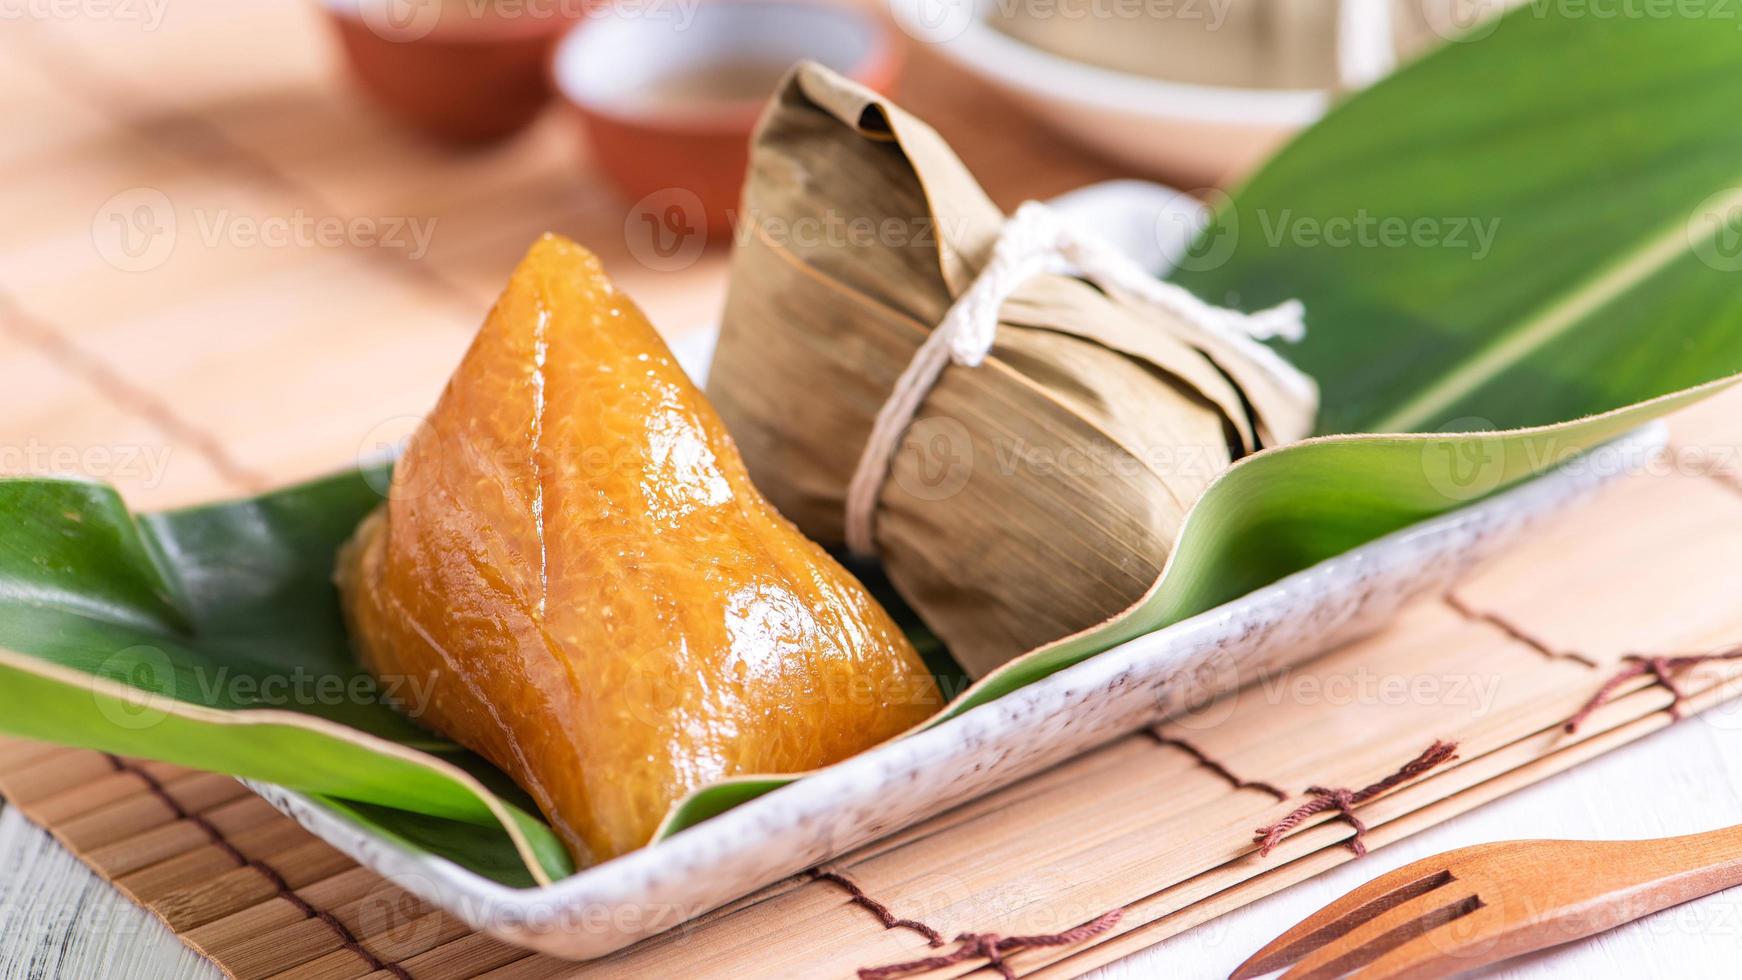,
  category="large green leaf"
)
[1172,3,1742,434]
[6,0,1741,881]
[655,378,1729,836]
[0,473,571,887]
